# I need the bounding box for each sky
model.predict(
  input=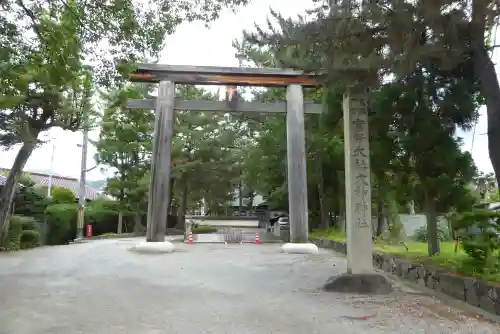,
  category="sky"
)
[0,0,493,180]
